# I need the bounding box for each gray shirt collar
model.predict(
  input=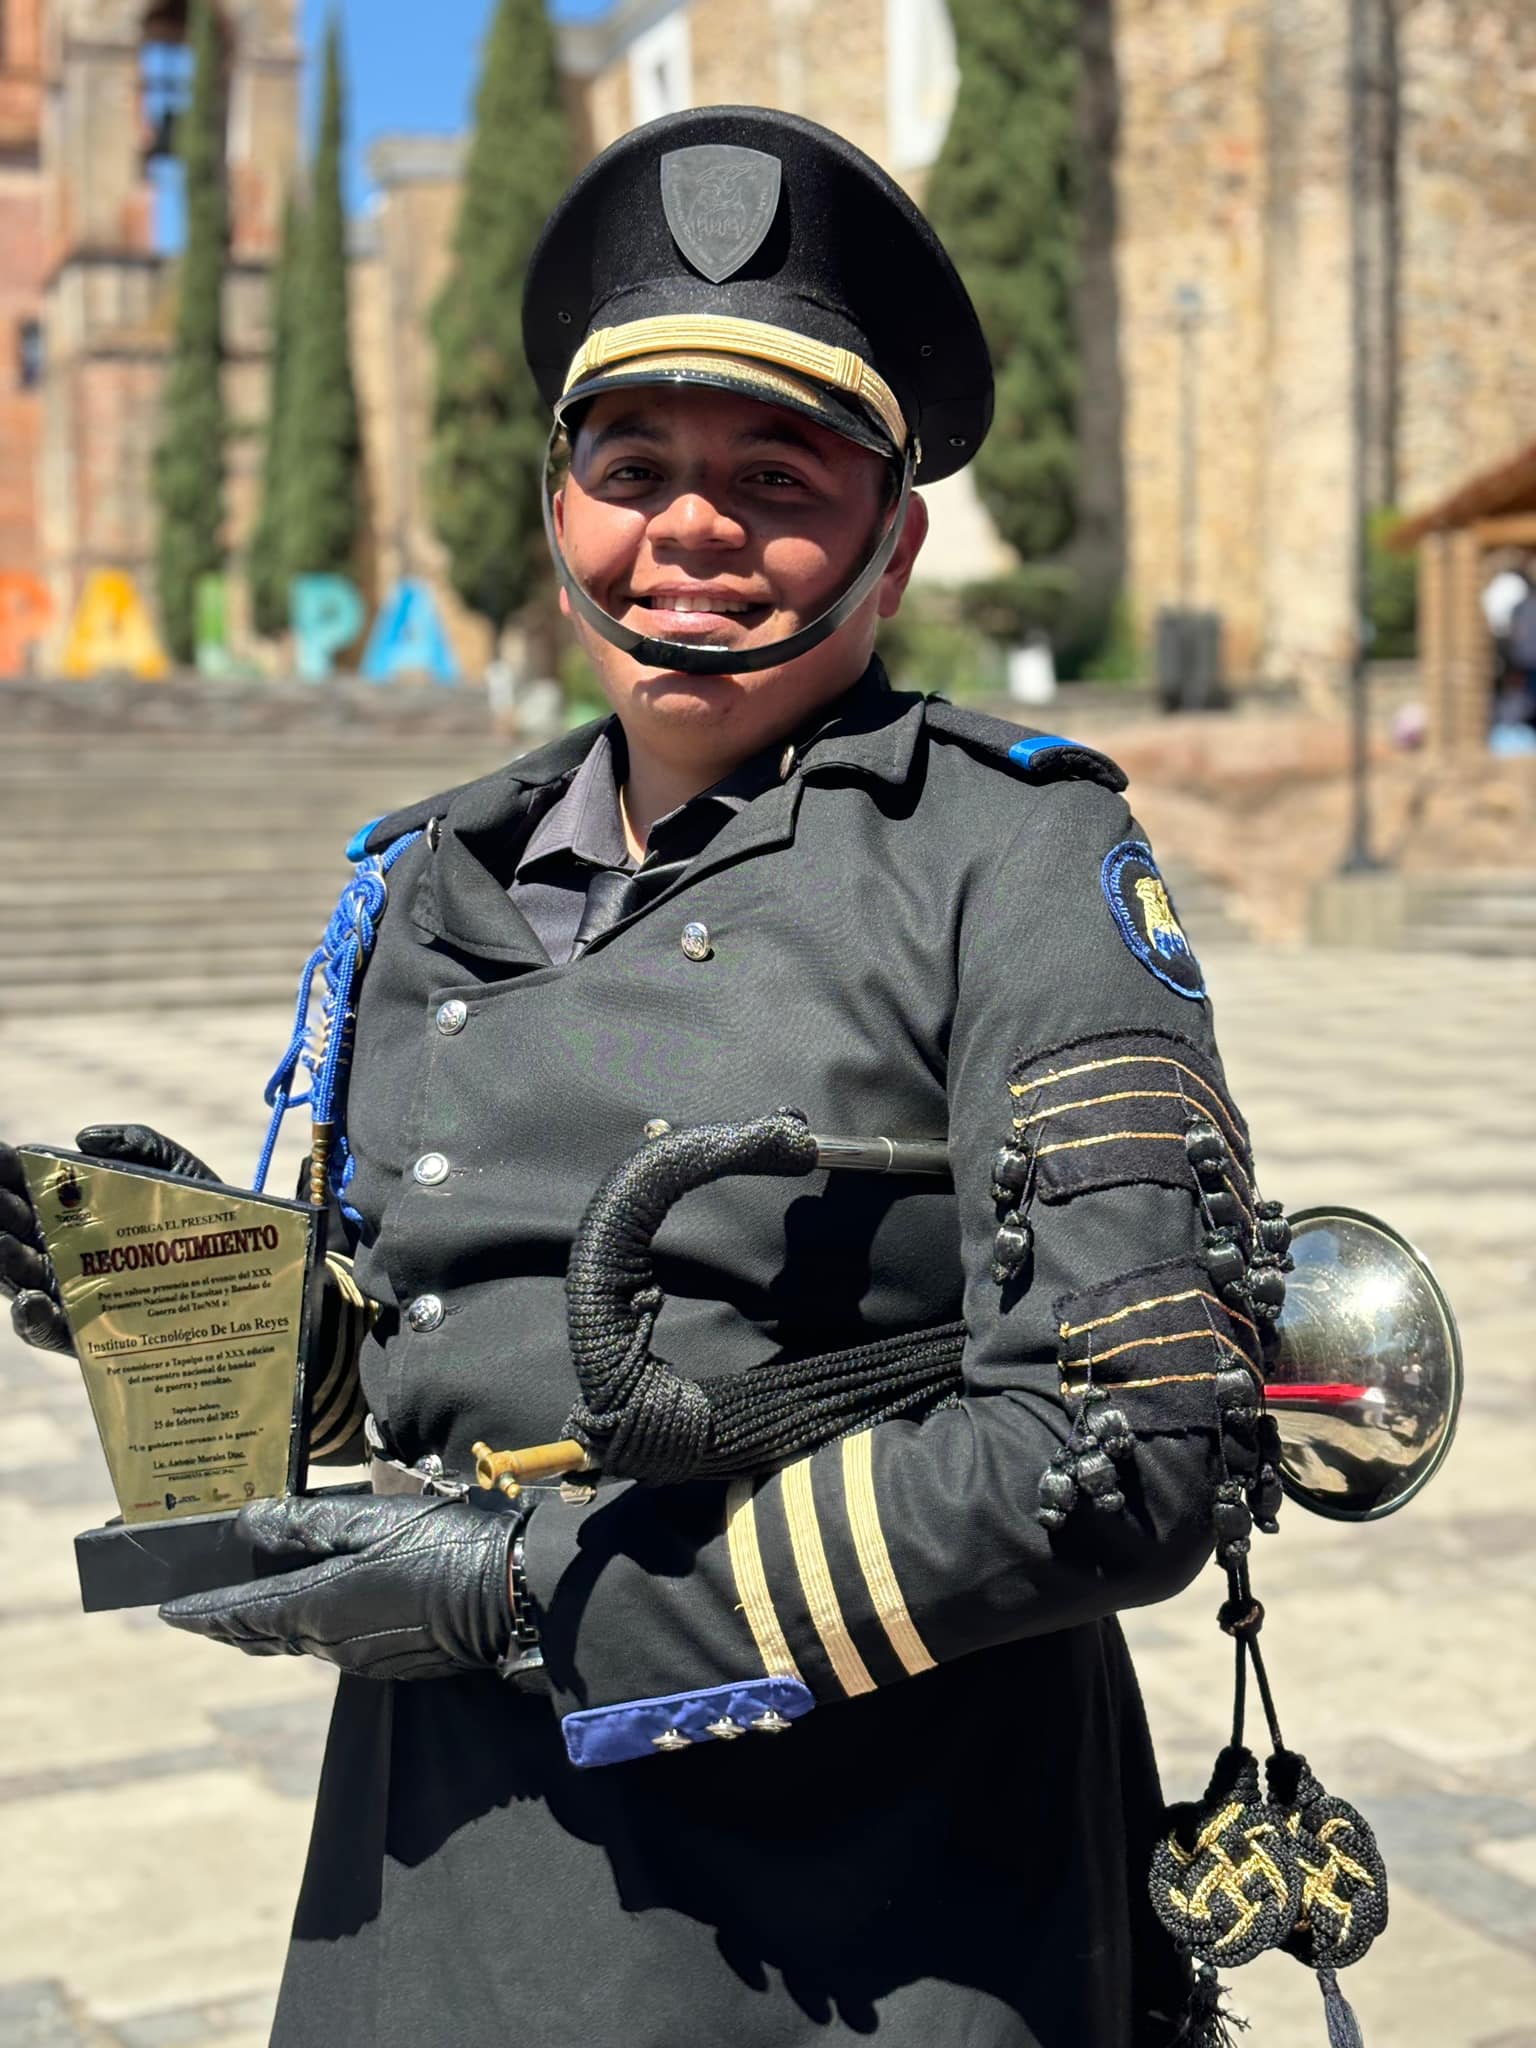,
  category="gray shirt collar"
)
[515,721,778,879]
